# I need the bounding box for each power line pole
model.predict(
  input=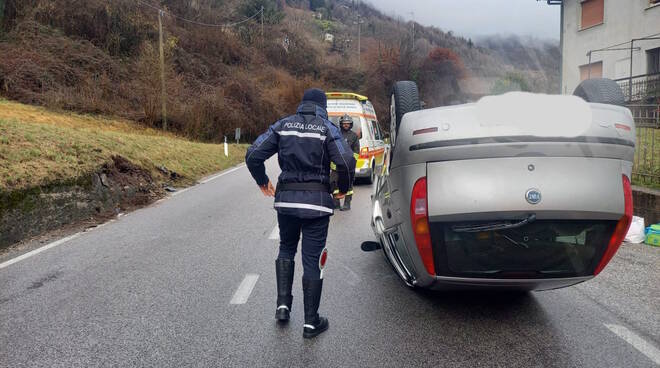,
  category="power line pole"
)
[261,6,264,44]
[158,10,167,131]
[353,0,364,70]
[409,12,415,50]
[357,13,361,69]
[629,39,634,102]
